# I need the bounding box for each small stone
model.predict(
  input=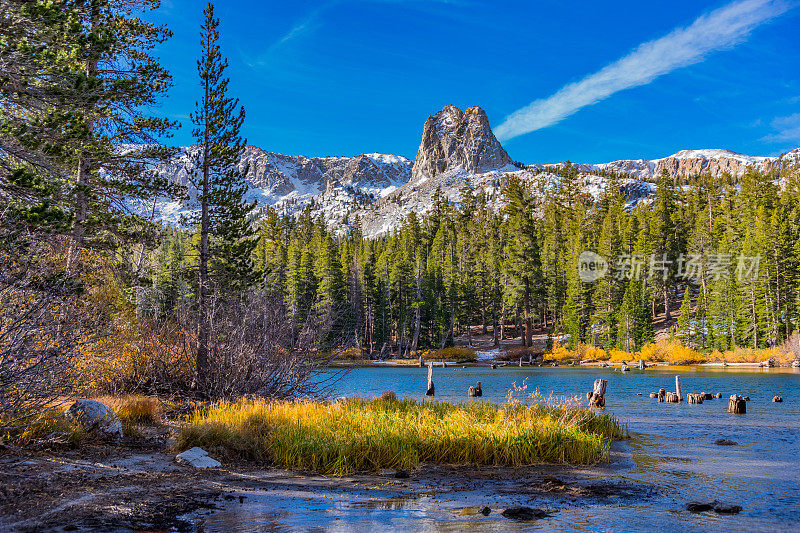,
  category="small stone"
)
[501,507,549,521]
[714,503,742,514]
[480,506,491,516]
[715,438,738,446]
[394,470,410,479]
[176,447,221,469]
[686,501,717,513]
